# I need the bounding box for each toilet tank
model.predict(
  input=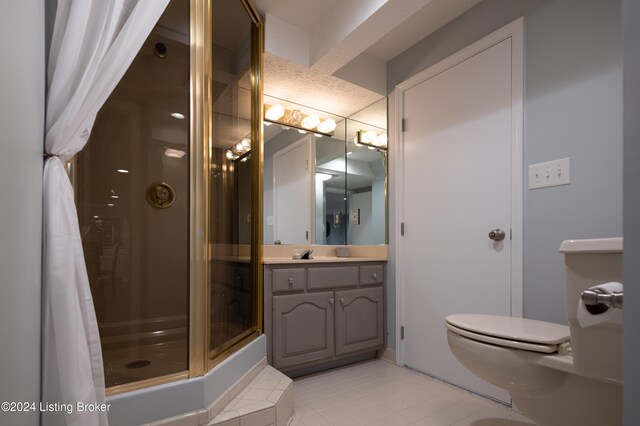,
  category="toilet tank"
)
[560,238,623,383]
